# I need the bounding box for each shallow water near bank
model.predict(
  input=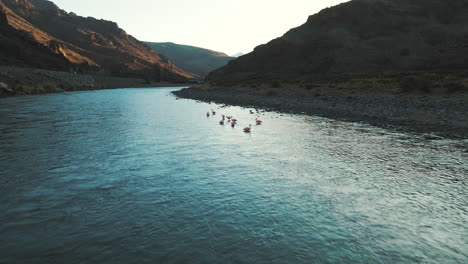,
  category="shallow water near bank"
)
[0,88,467,264]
